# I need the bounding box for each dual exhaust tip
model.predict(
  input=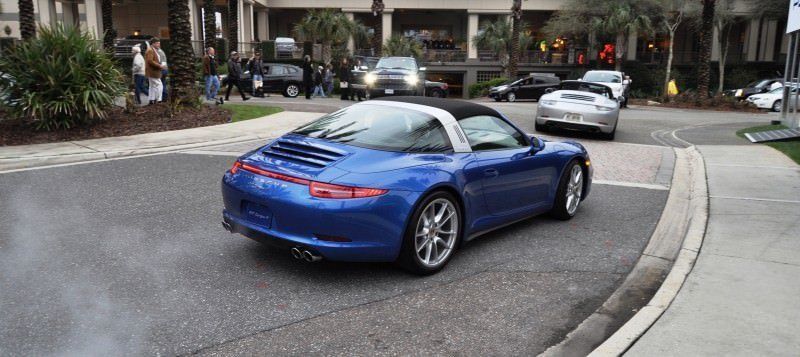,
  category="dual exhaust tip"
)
[291,247,322,263]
